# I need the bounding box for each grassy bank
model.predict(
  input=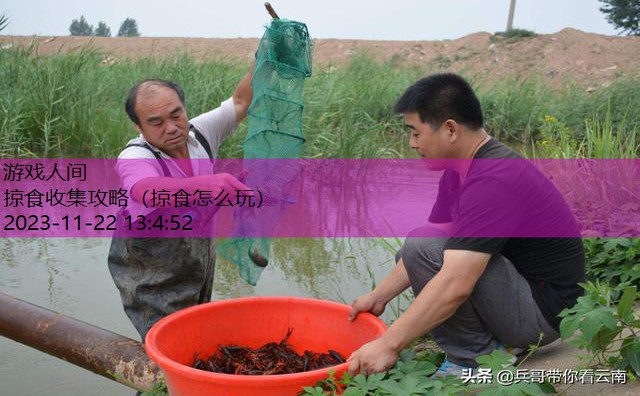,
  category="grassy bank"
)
[1,43,639,158]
